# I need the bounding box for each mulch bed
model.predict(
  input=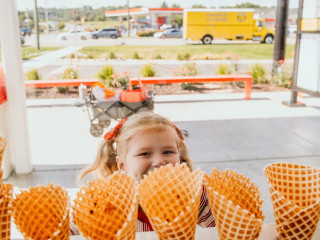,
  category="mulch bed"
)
[25,83,289,100]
